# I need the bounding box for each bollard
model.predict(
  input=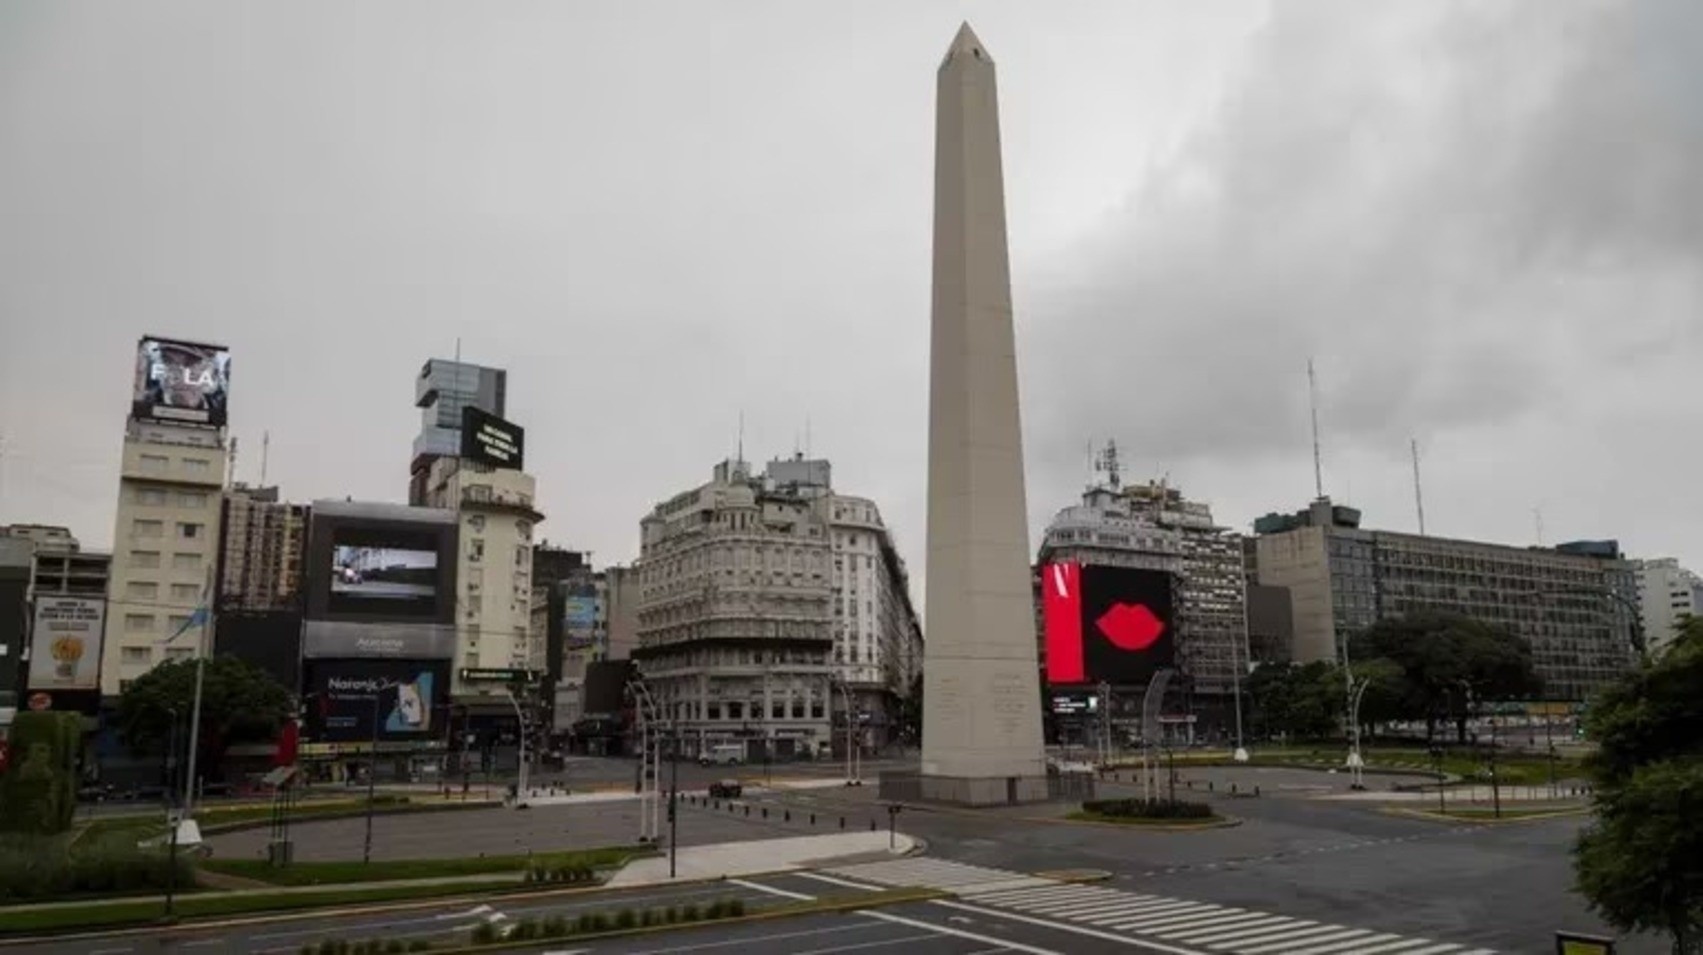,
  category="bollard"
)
[810,813,816,825]
[1231,783,1238,794]
[1209,781,1214,792]
[870,819,877,831]
[840,816,846,830]
[1187,780,1193,790]
[784,810,791,822]
[1254,785,1260,797]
